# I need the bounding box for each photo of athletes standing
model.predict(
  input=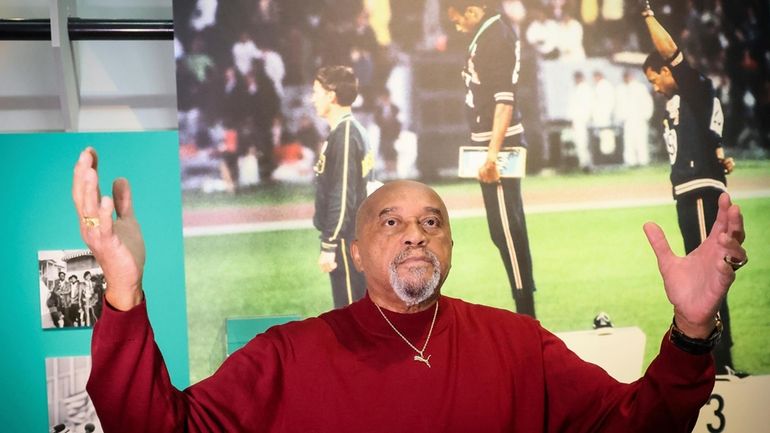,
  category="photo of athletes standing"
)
[172,0,770,382]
